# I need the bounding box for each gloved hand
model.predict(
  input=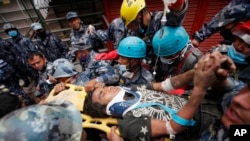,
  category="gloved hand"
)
[87,25,95,34]
[95,50,119,60]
